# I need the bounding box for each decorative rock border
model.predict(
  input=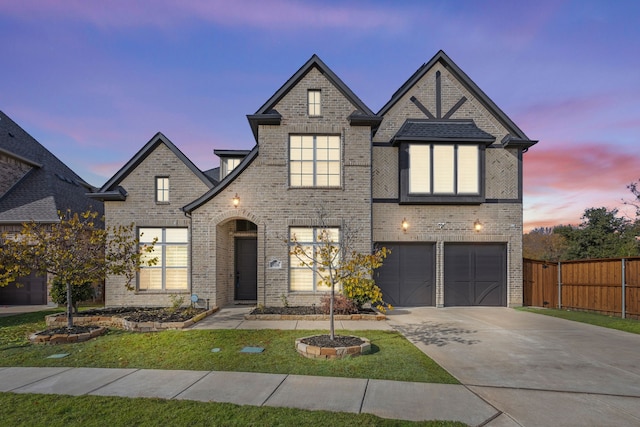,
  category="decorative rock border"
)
[245,313,386,321]
[30,326,107,345]
[295,335,371,359]
[45,308,218,332]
